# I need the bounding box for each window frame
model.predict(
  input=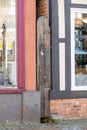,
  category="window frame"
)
[17,0,25,89]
